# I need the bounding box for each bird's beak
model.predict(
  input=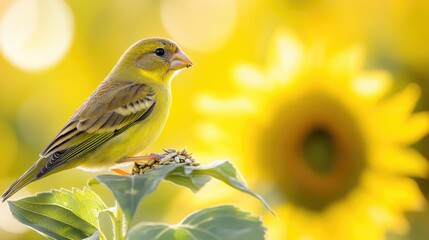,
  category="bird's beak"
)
[169,49,193,71]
